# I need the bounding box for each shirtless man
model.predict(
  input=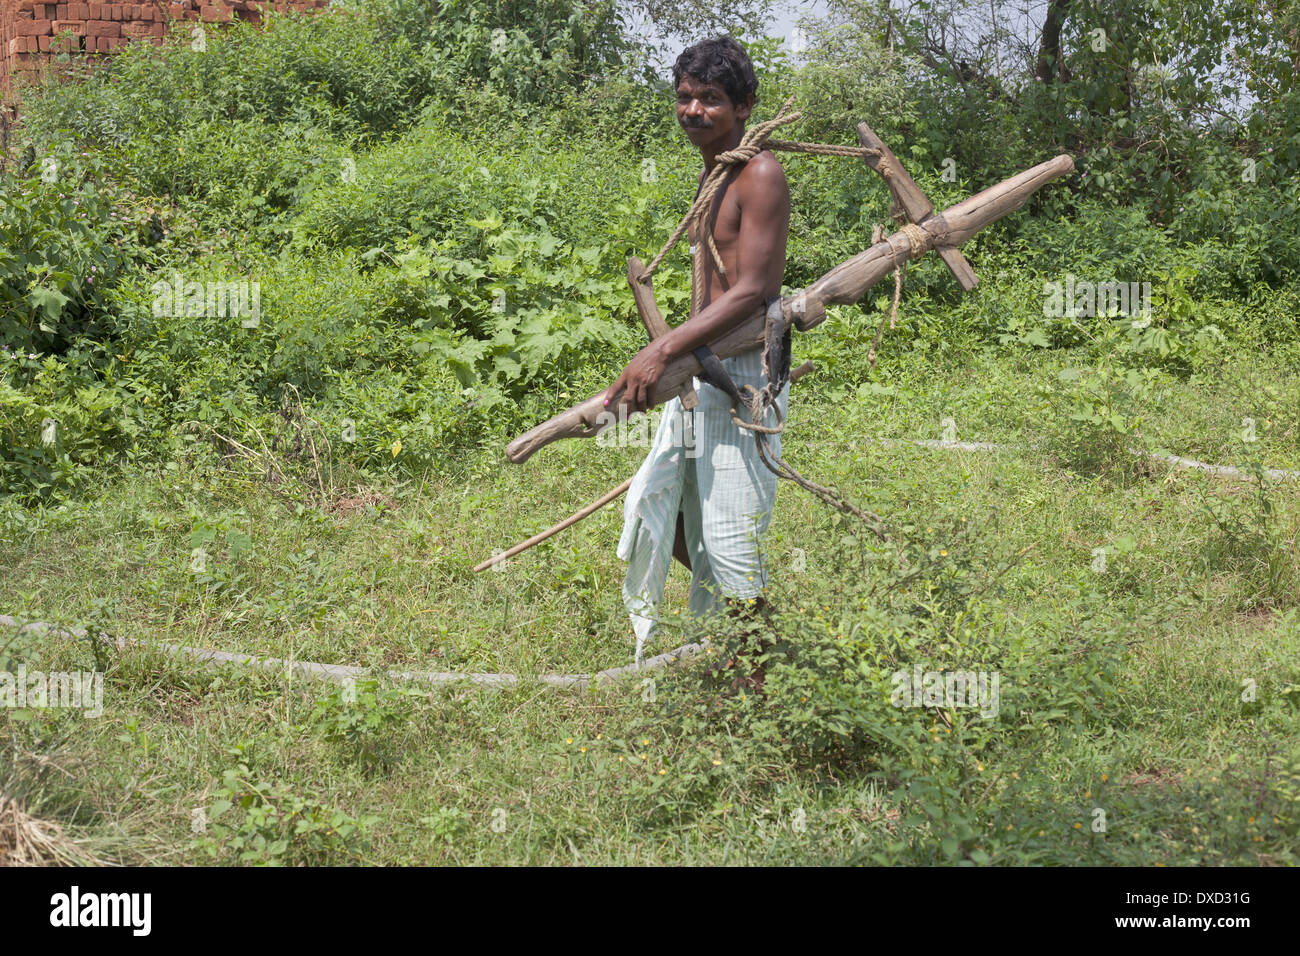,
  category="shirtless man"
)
[608,36,791,681]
